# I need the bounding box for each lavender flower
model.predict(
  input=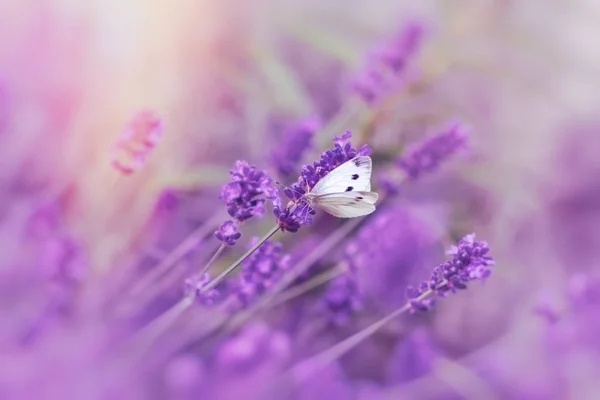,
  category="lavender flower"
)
[271,117,321,178]
[237,239,291,305]
[353,21,426,104]
[220,161,278,222]
[205,323,291,399]
[406,233,494,311]
[214,322,291,374]
[396,122,469,181]
[274,131,371,232]
[111,110,163,174]
[185,273,220,305]
[322,274,363,326]
[214,220,242,246]
[386,328,440,384]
